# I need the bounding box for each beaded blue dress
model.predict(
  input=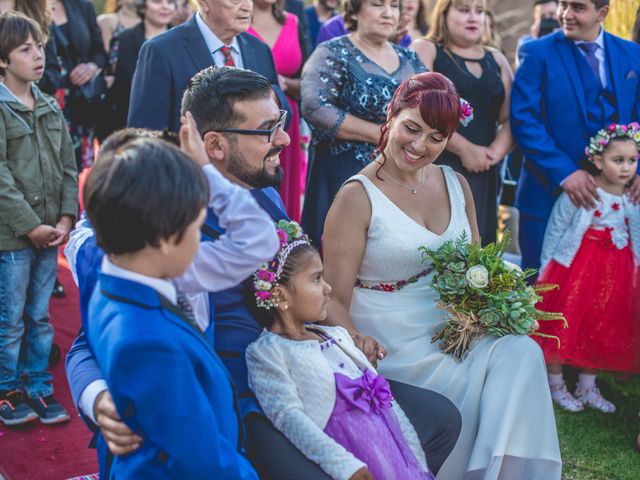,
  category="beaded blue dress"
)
[300,35,425,246]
